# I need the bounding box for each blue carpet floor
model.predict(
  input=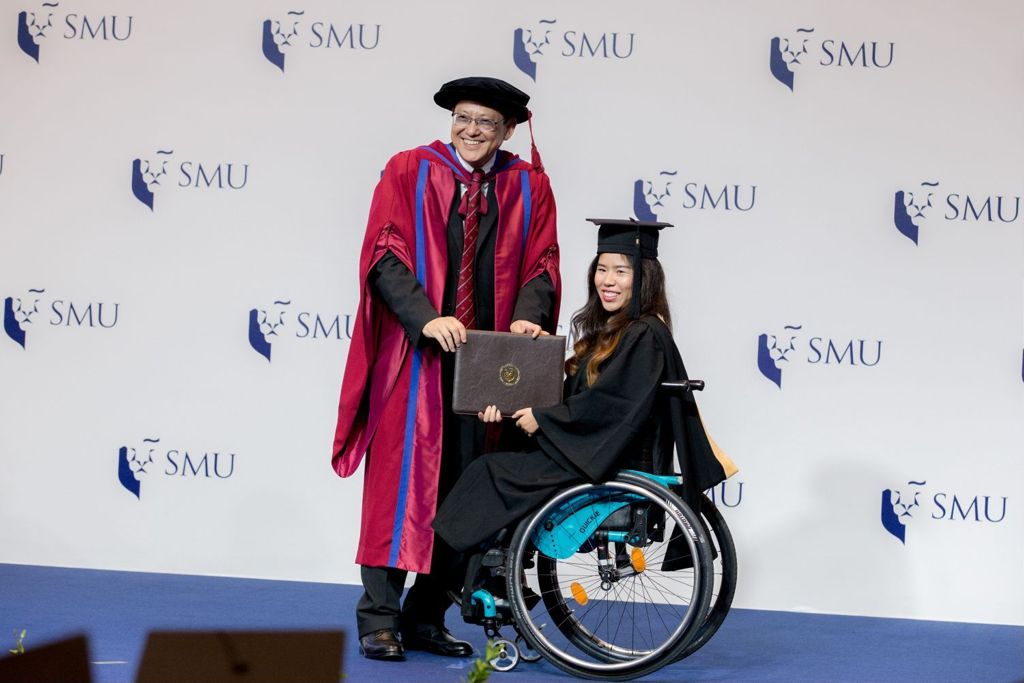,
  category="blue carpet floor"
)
[1,563,1021,682]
